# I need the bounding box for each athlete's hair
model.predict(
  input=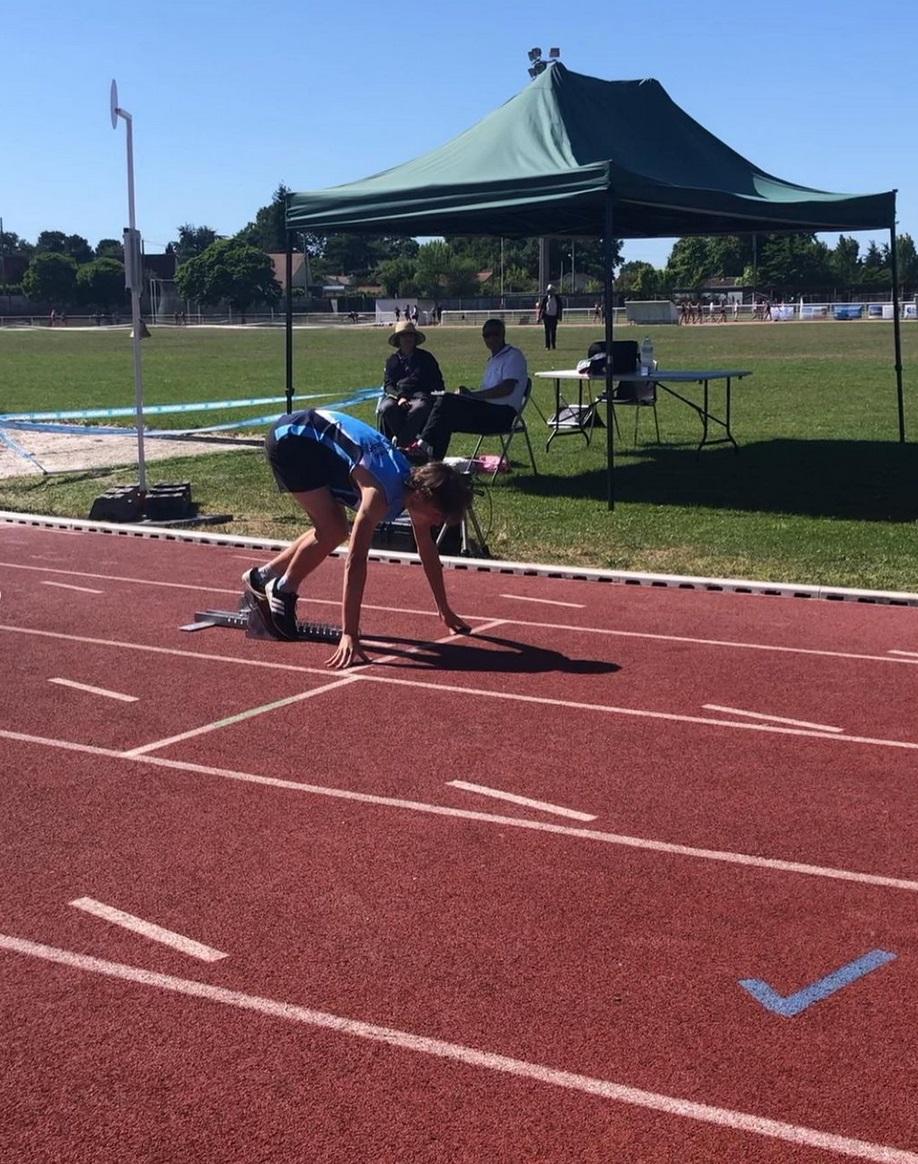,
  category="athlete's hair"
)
[408,461,474,525]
